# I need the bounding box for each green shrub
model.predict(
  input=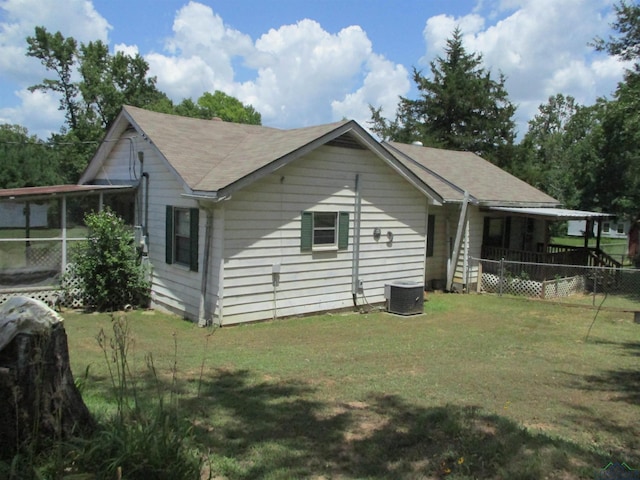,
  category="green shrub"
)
[69,208,150,311]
